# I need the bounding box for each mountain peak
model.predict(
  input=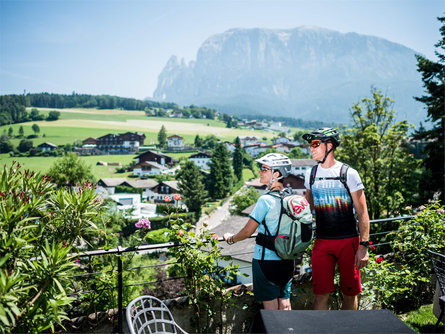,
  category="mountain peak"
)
[153,27,423,123]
